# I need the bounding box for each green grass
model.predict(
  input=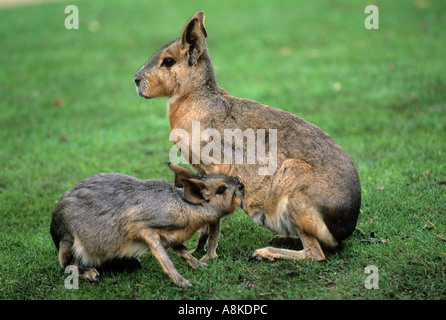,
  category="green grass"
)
[0,0,445,300]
